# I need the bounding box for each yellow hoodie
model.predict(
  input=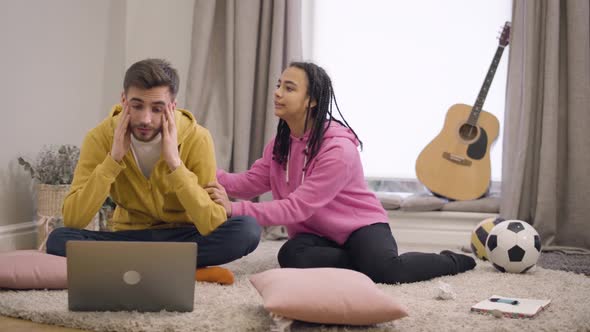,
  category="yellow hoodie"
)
[62,105,227,235]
